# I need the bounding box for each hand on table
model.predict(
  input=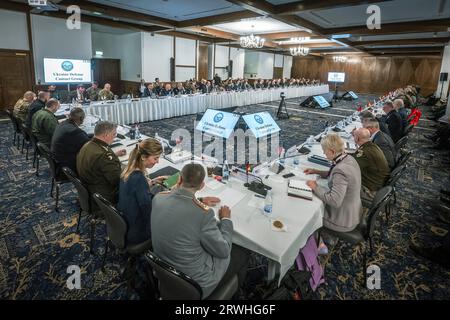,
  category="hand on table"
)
[303,168,319,175]
[218,205,231,219]
[306,180,318,191]
[115,149,127,157]
[201,196,221,207]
